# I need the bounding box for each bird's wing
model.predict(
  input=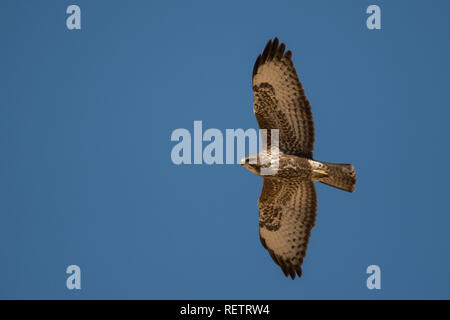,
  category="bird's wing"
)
[252,38,314,158]
[258,178,317,279]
